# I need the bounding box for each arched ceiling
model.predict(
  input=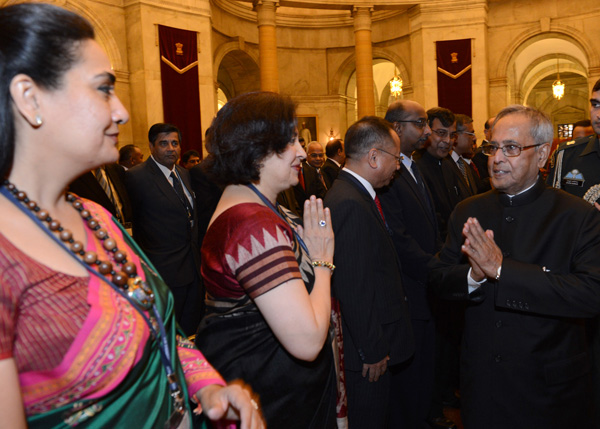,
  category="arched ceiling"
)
[513,38,588,86]
[211,0,411,27]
